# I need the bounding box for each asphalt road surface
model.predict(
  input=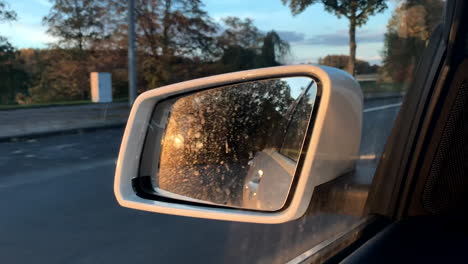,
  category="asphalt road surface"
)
[0,97,401,264]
